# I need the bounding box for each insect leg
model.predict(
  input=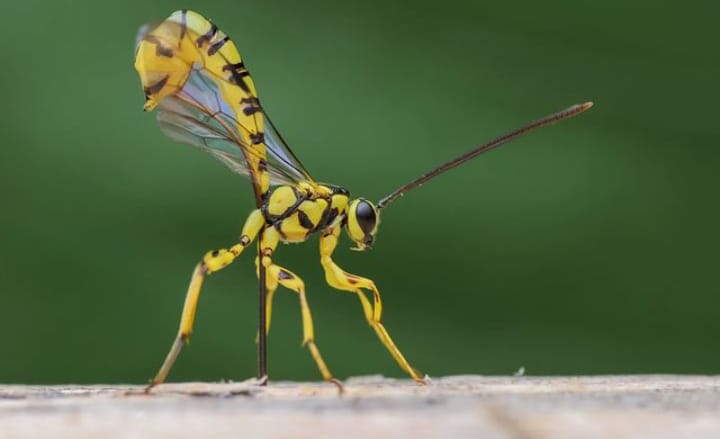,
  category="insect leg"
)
[319,228,425,383]
[258,227,343,392]
[254,258,276,340]
[145,209,265,392]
